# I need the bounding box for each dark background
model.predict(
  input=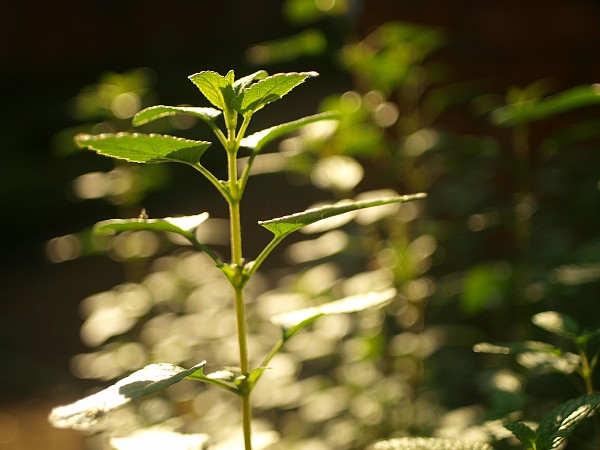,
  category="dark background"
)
[2,1,600,448]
